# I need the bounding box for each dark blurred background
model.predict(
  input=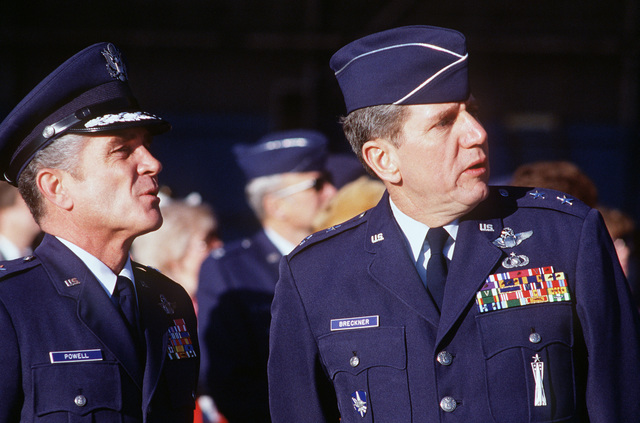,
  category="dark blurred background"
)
[1,0,638,241]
